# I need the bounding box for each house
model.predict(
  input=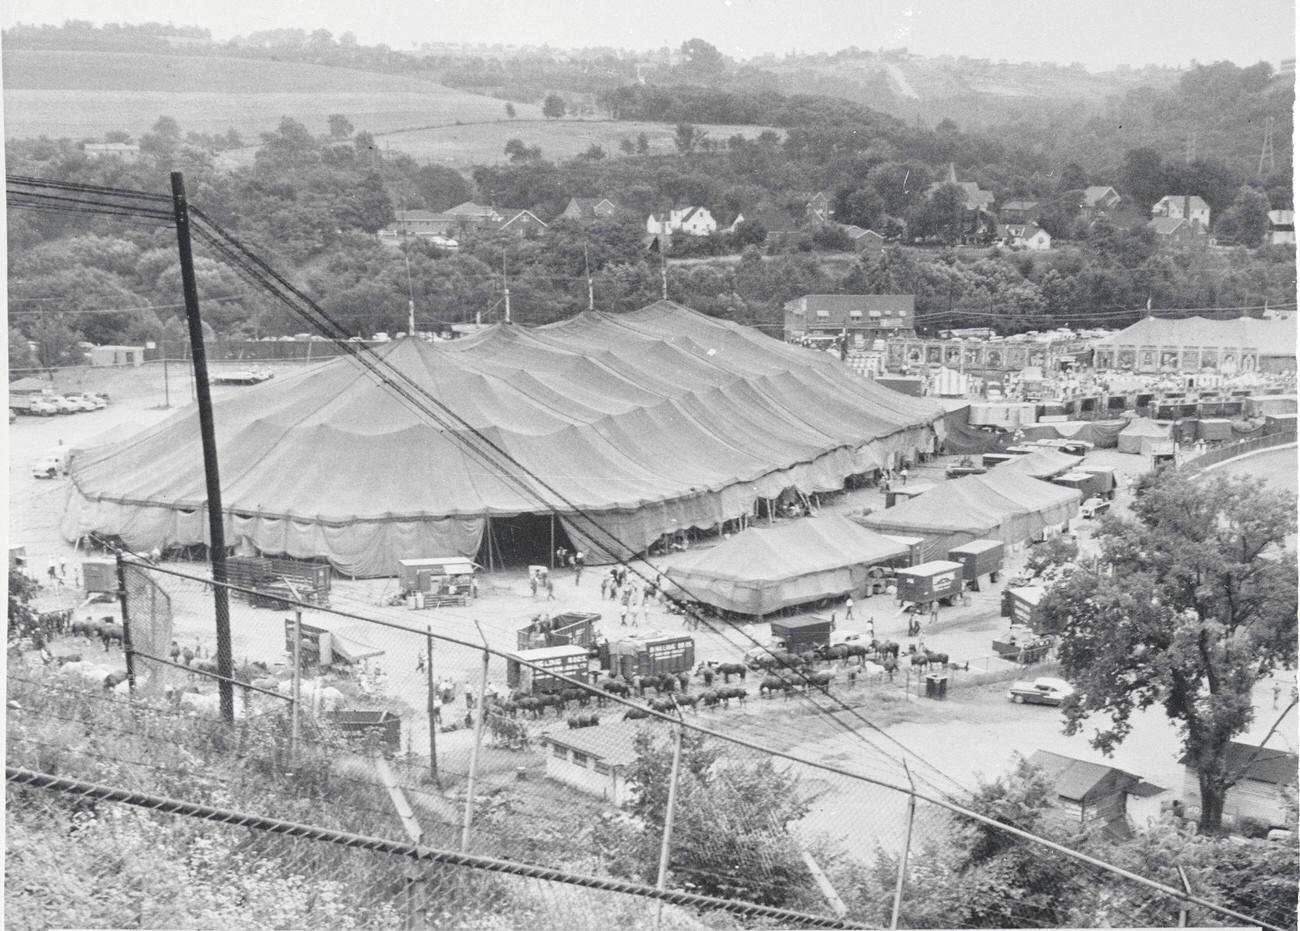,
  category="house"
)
[1082,186,1122,215]
[494,209,549,238]
[1267,210,1295,246]
[805,191,834,222]
[377,209,461,248]
[730,207,802,242]
[1148,216,1208,249]
[840,226,886,253]
[784,294,915,343]
[560,197,620,222]
[1152,195,1211,227]
[927,163,996,213]
[1000,200,1041,224]
[999,223,1052,251]
[539,719,666,805]
[83,142,141,162]
[443,201,505,224]
[646,206,717,238]
[1029,750,1161,837]
[1179,742,1298,831]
